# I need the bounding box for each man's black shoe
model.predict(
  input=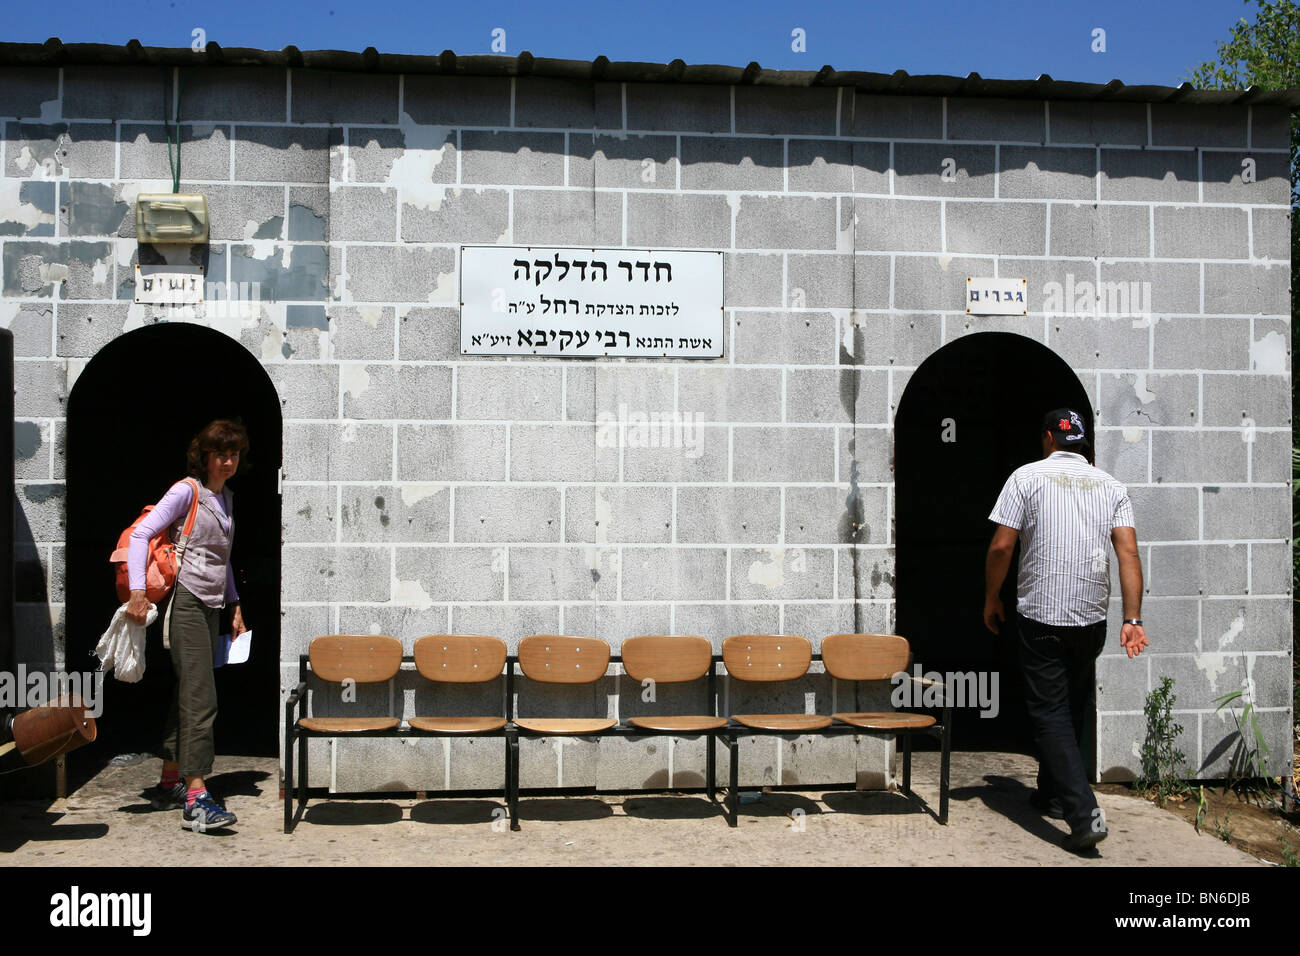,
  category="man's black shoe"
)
[1029,789,1066,820]
[1063,825,1108,853]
